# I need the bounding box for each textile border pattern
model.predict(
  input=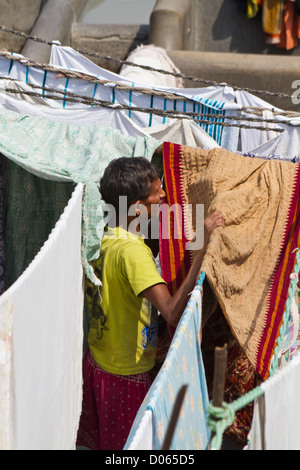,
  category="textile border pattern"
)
[160,141,300,380]
[159,142,192,295]
[258,163,300,377]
